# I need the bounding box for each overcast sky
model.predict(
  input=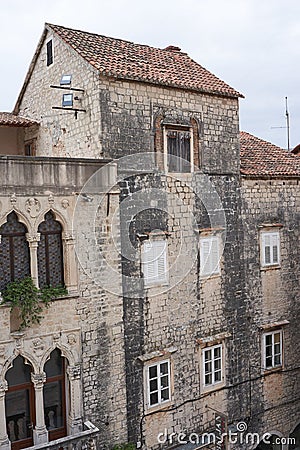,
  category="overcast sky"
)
[1,0,299,149]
